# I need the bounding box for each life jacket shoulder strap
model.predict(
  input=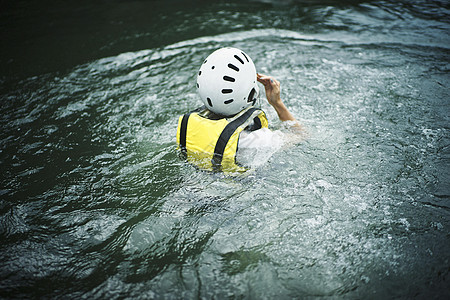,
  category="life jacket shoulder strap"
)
[179,112,191,158]
[211,107,259,170]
